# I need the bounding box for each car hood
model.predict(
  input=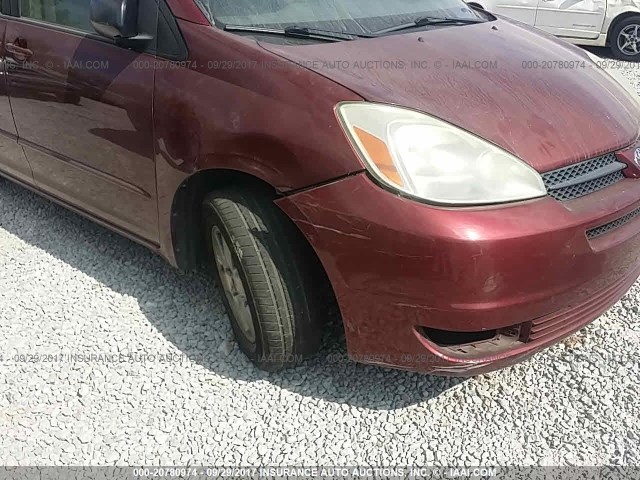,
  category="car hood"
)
[260,19,640,172]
